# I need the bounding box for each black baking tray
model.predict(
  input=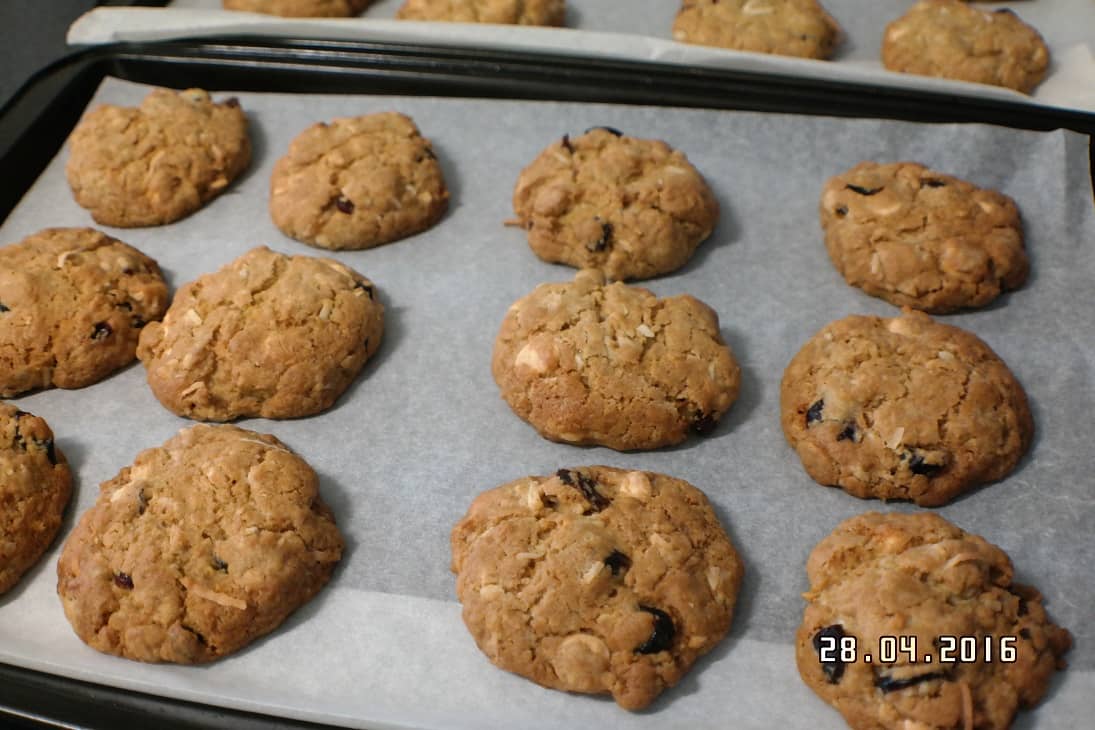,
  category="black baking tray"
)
[0,37,1093,729]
